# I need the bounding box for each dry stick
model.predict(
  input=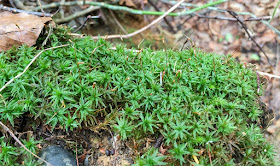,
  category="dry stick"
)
[258,71,280,79]
[90,0,186,39]
[194,13,271,21]
[74,14,101,33]
[0,121,54,166]
[37,0,45,16]
[12,0,29,10]
[0,44,69,93]
[148,0,176,33]
[109,10,128,35]
[227,10,274,68]
[55,6,100,23]
[0,5,52,17]
[8,0,17,8]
